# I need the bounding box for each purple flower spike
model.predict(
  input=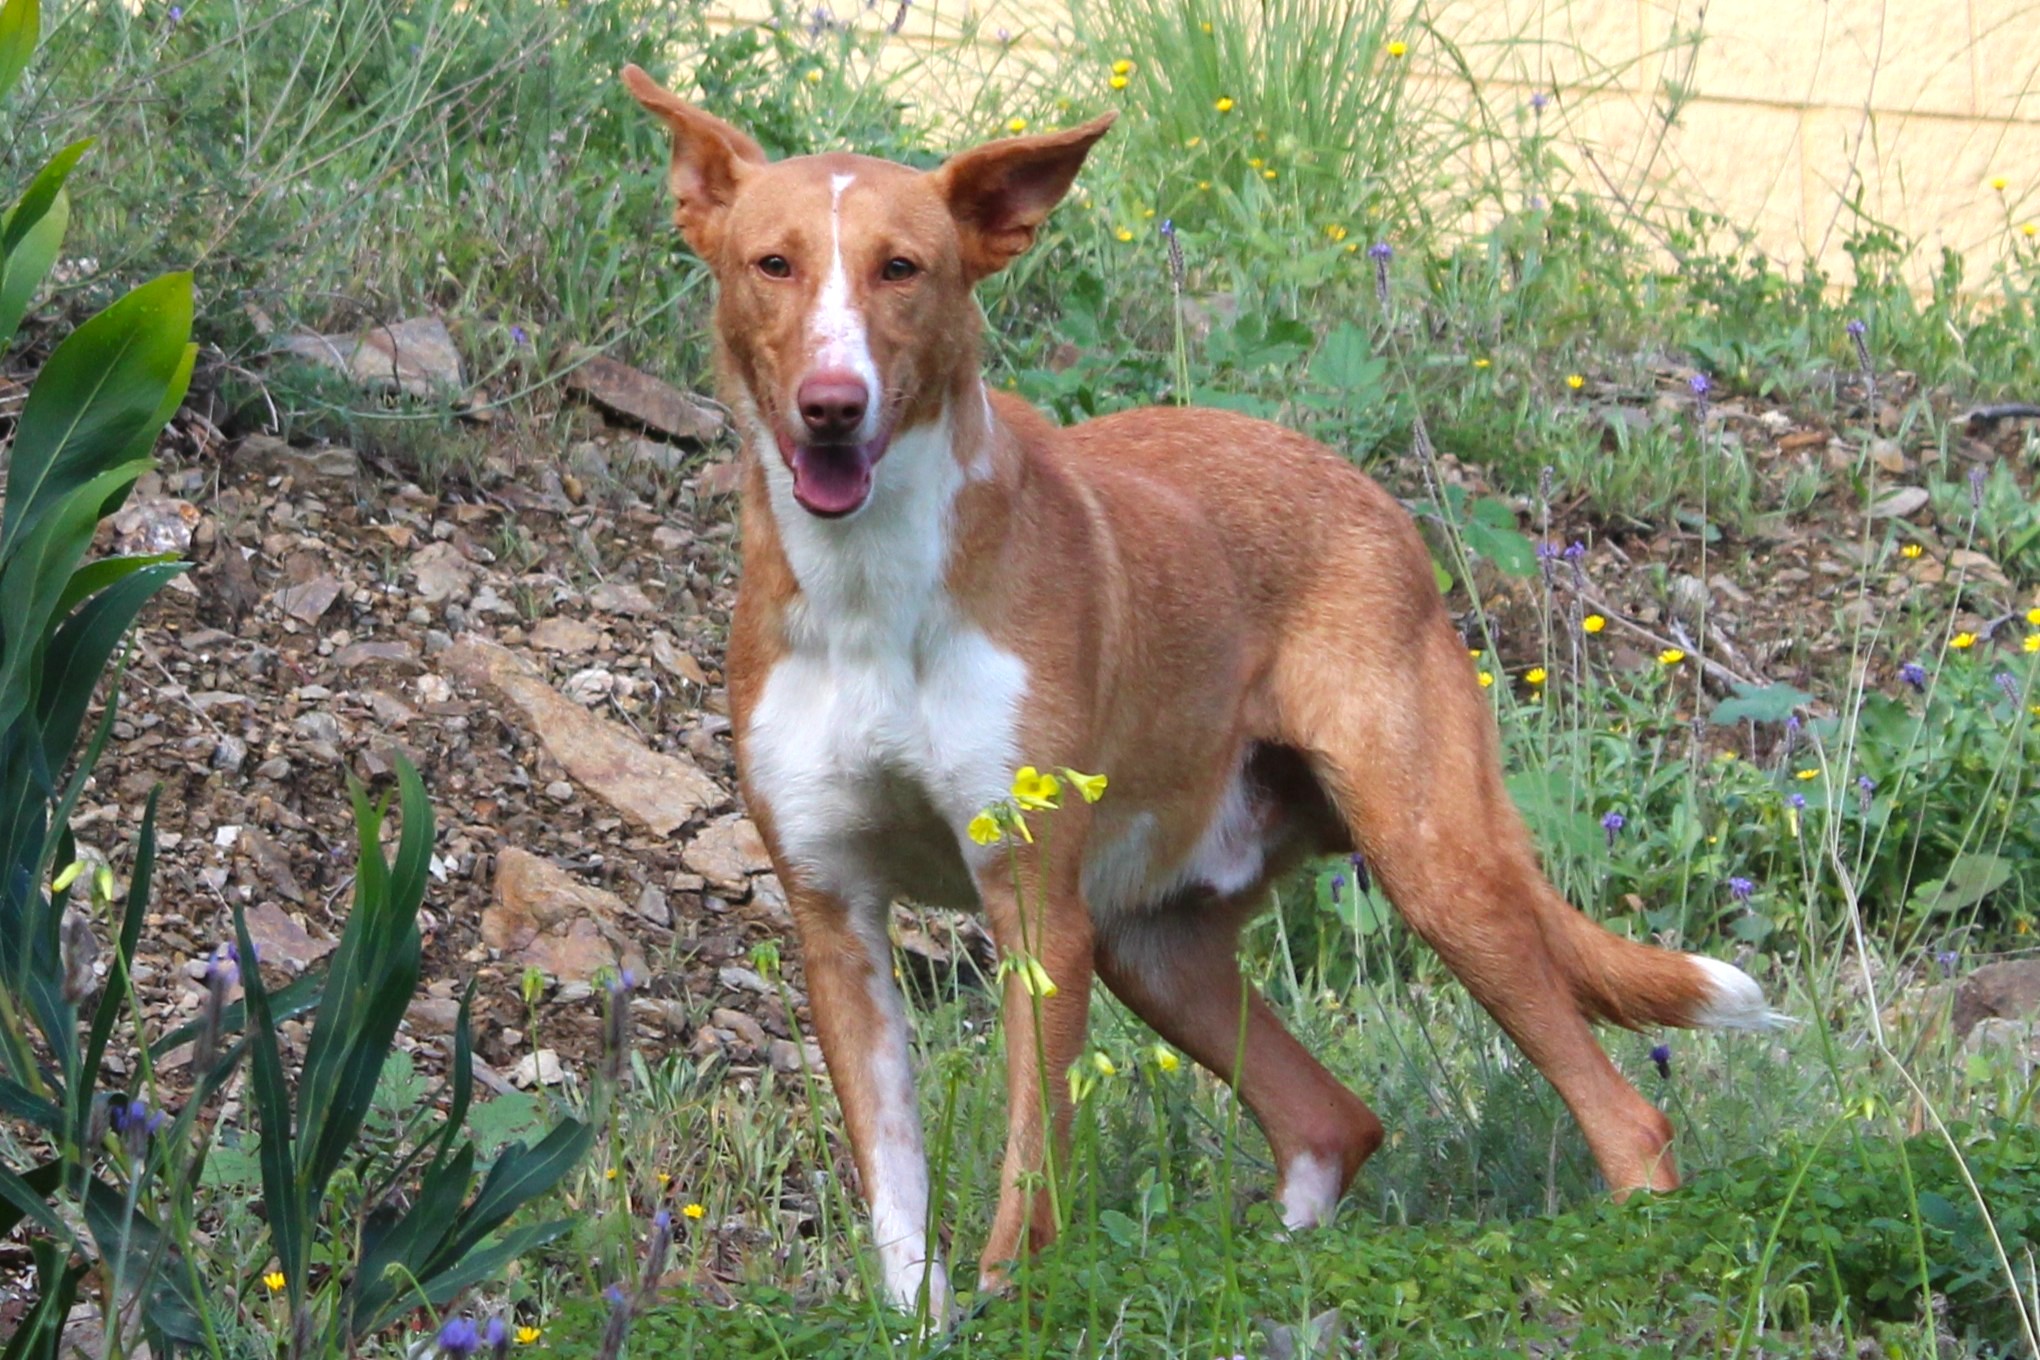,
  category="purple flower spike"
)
[1996,672,2021,703]
[604,1284,627,1307]
[1329,873,1346,903]
[1786,793,1807,810]
[438,1318,481,1358]
[1649,1043,1672,1079]
[510,325,529,346]
[168,4,182,20]
[1367,241,1393,261]
[1728,876,1755,902]
[1900,661,1927,691]
[1846,319,1867,337]
[1563,540,1586,562]
[1530,90,1551,111]
[1601,811,1625,847]
[1689,373,1712,398]
[1935,949,1960,976]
